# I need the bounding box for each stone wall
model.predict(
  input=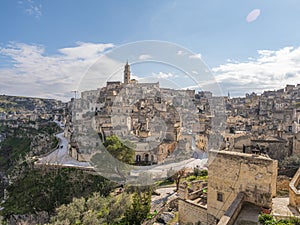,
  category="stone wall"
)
[178,199,207,225]
[289,167,300,208]
[251,139,289,161]
[156,141,177,164]
[233,135,251,150]
[217,192,244,225]
[293,132,300,156]
[207,150,278,222]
